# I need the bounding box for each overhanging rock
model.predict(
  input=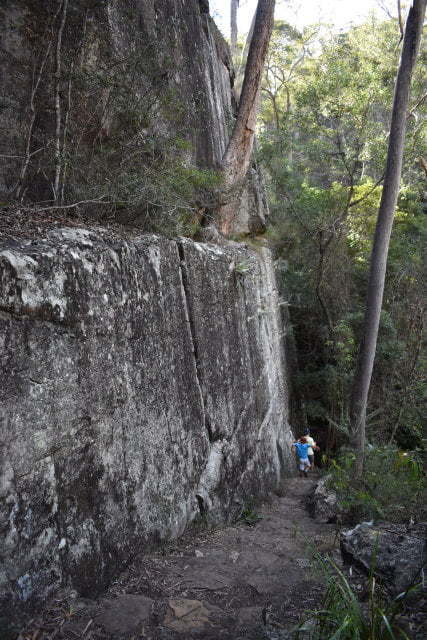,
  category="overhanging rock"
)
[0,228,294,614]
